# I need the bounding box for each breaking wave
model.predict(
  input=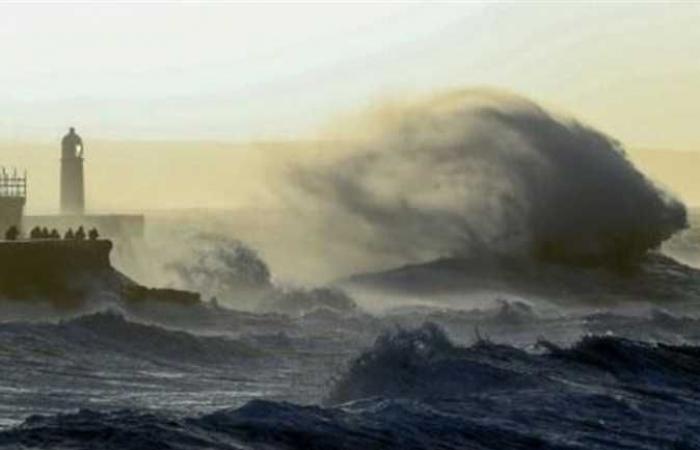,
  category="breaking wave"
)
[165,233,272,301]
[329,322,700,404]
[295,89,687,268]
